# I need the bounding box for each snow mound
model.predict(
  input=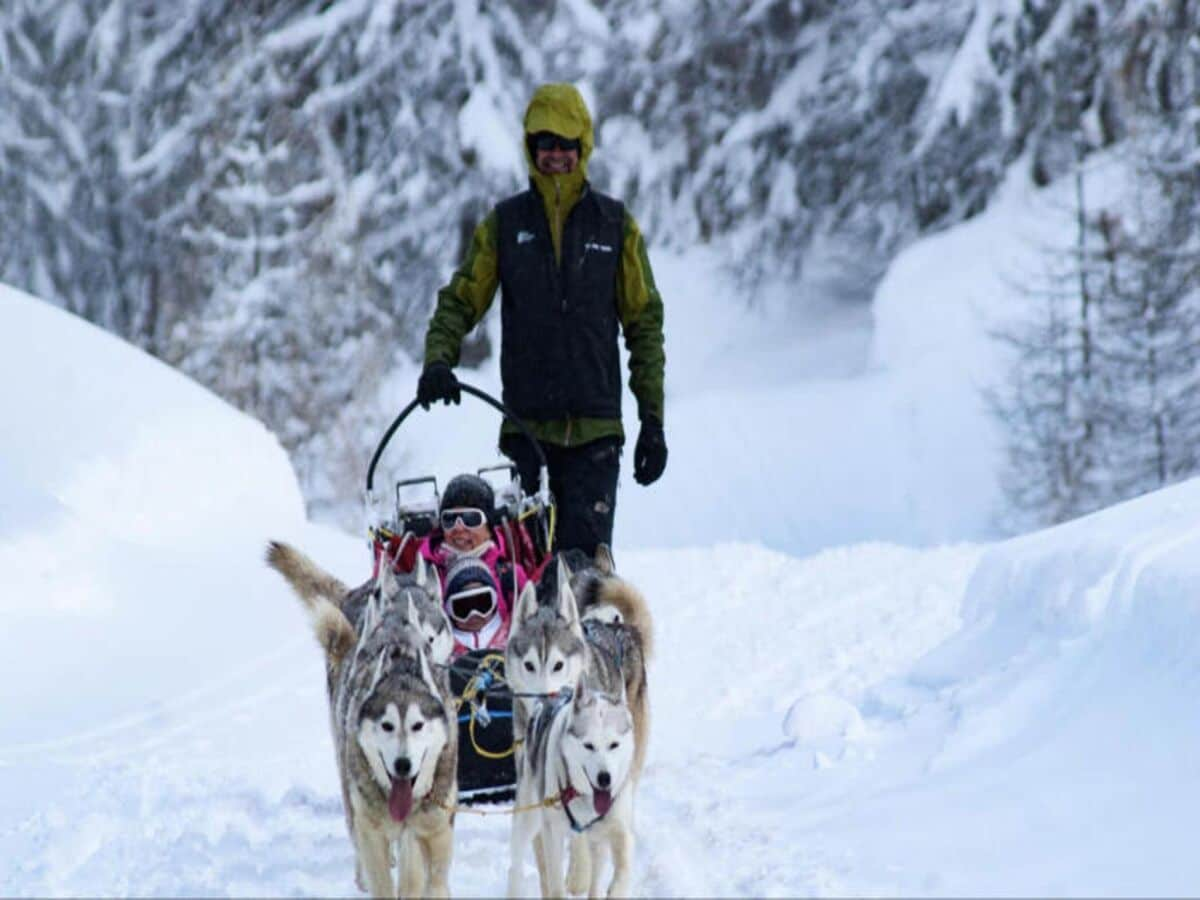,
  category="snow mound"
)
[0,284,311,749]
